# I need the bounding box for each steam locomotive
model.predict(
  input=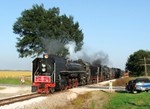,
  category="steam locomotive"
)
[31,54,124,93]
